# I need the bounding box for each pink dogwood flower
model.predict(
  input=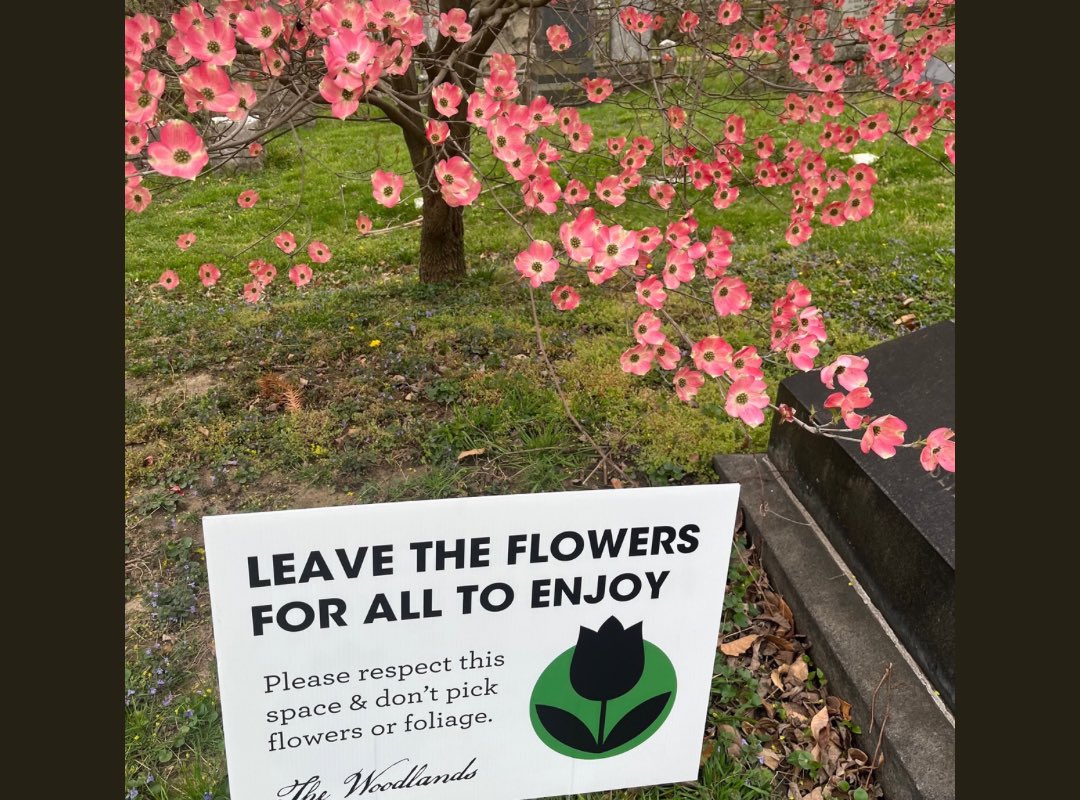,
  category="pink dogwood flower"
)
[591,224,639,272]
[147,120,209,180]
[435,157,482,207]
[126,182,152,213]
[523,175,561,214]
[636,275,667,309]
[692,336,733,377]
[237,189,260,208]
[551,285,581,311]
[674,368,705,402]
[563,179,590,205]
[289,264,313,287]
[663,248,696,289]
[356,214,372,234]
[243,280,264,304]
[595,175,626,207]
[236,6,283,50]
[712,276,752,316]
[620,344,654,376]
[256,262,277,287]
[650,182,676,210]
[176,232,196,250]
[432,82,464,117]
[824,387,874,429]
[125,122,147,155]
[547,25,571,52]
[582,77,614,103]
[920,428,955,473]
[858,112,891,142]
[653,342,682,371]
[426,120,450,146]
[274,231,297,254]
[181,14,236,66]
[198,263,220,288]
[861,415,907,459]
[515,240,560,287]
[308,241,332,263]
[728,346,764,379]
[725,375,769,427]
[438,9,473,43]
[158,270,180,291]
[560,208,598,263]
[632,311,665,346]
[786,334,820,371]
[821,355,870,391]
[319,75,360,119]
[717,2,742,25]
[372,170,405,208]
